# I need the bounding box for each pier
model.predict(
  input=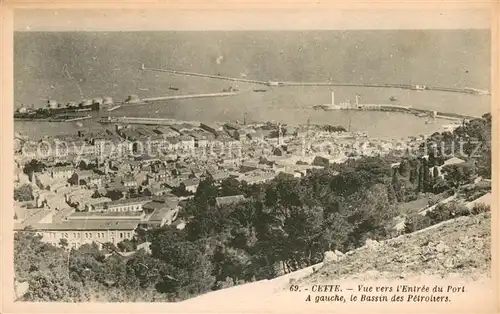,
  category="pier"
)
[114,91,240,109]
[141,65,266,85]
[141,92,238,103]
[141,65,490,96]
[314,92,481,122]
[99,116,201,126]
